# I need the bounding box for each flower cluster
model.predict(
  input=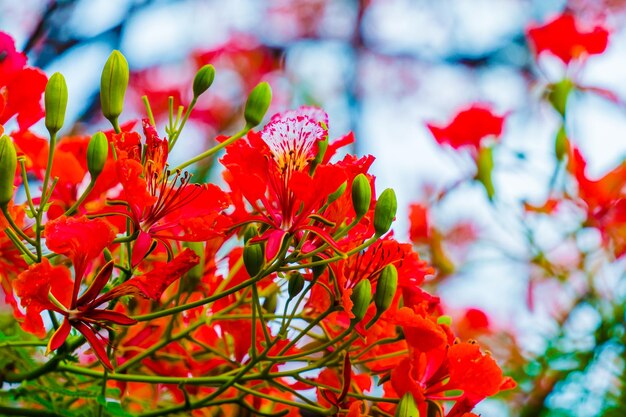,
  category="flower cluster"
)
[0,31,515,416]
